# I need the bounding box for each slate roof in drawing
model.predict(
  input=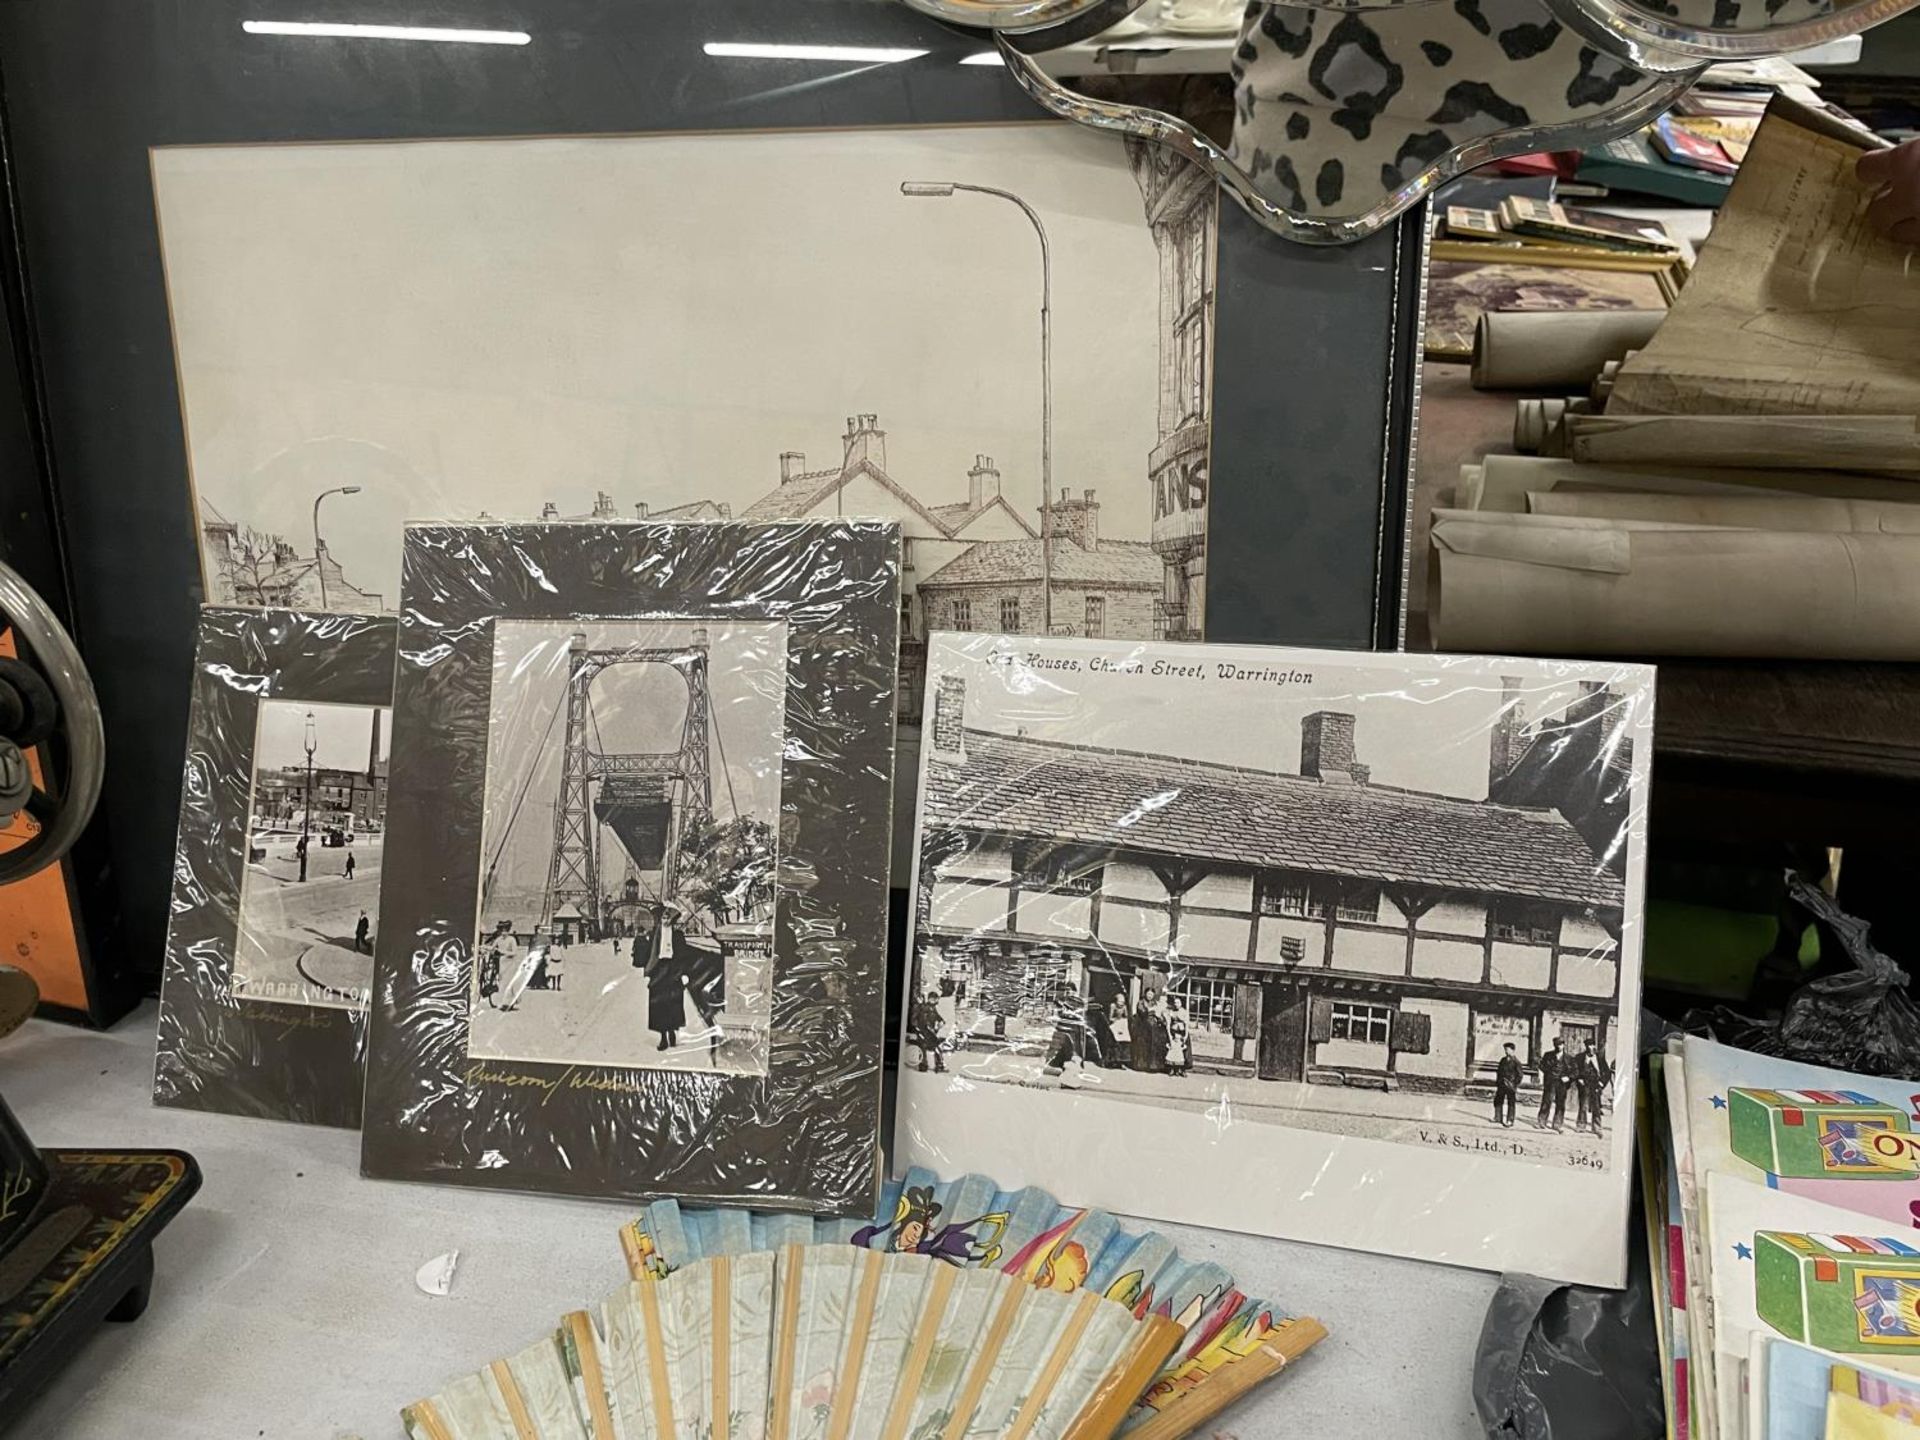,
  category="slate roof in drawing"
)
[925,728,1622,908]
[927,497,1040,539]
[917,539,1159,590]
[737,468,846,522]
[738,458,956,535]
